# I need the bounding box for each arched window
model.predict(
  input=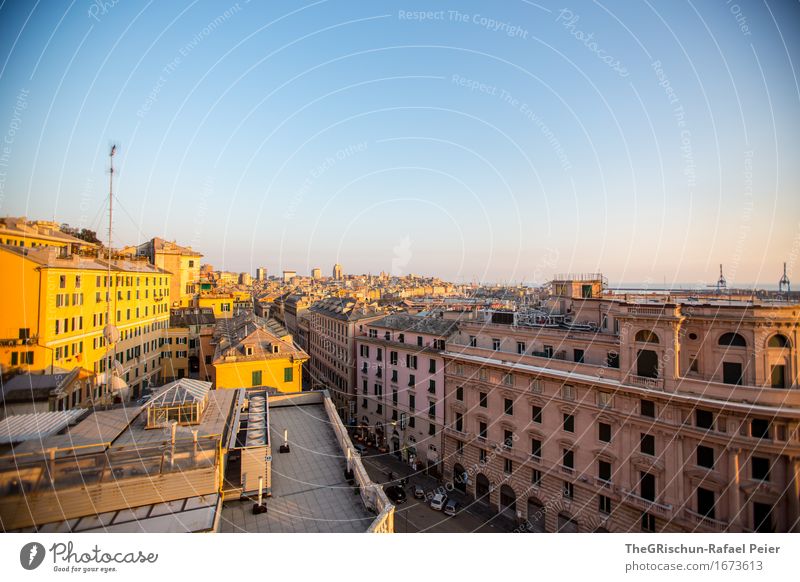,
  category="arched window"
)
[718,332,747,347]
[635,330,659,343]
[768,334,789,348]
